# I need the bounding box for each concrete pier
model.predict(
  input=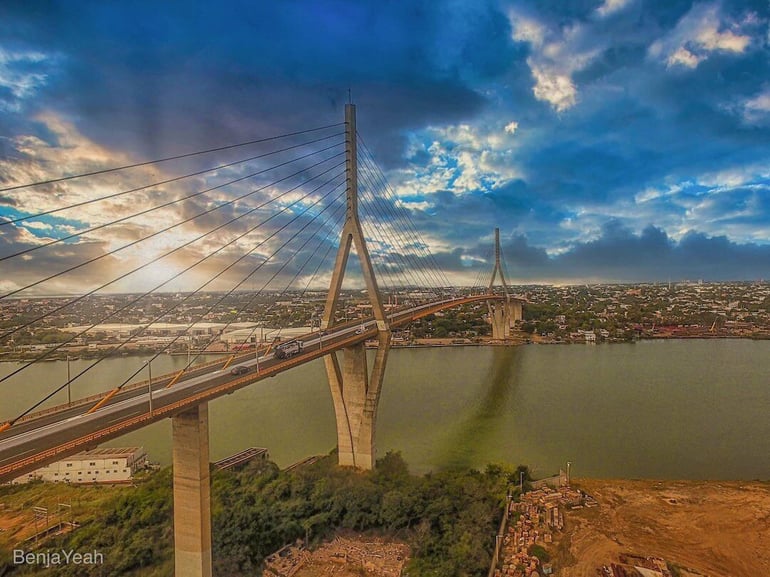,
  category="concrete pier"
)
[172,403,212,577]
[325,332,391,470]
